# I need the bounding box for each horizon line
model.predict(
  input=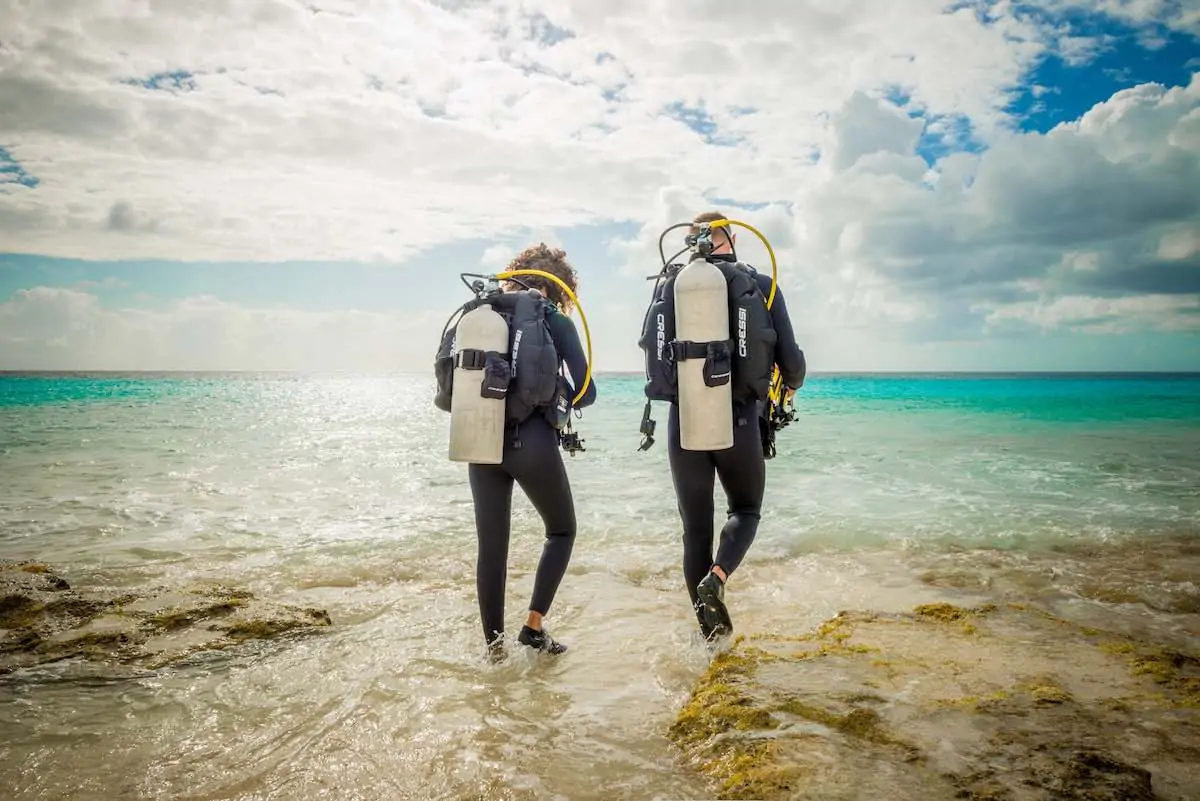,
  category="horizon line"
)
[2,369,1199,377]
